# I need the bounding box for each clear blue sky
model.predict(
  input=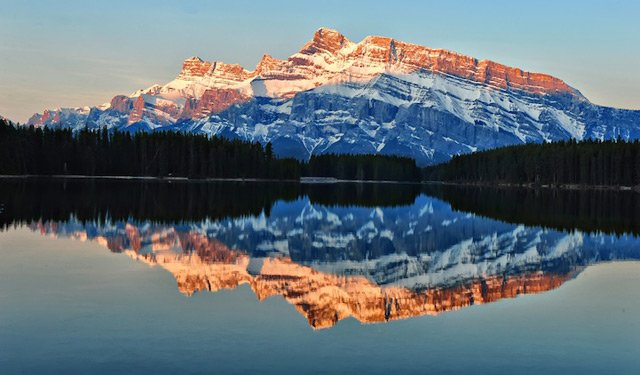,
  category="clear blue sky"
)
[1,0,639,122]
